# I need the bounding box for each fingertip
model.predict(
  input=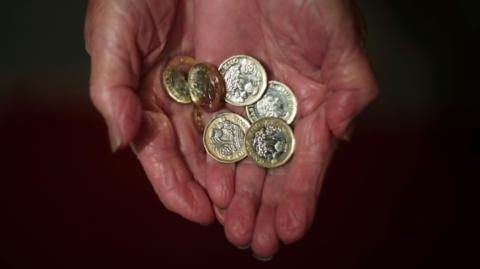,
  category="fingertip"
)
[252,253,274,262]
[276,193,315,244]
[91,86,143,151]
[185,181,216,225]
[251,205,279,258]
[224,193,256,246]
[251,235,279,260]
